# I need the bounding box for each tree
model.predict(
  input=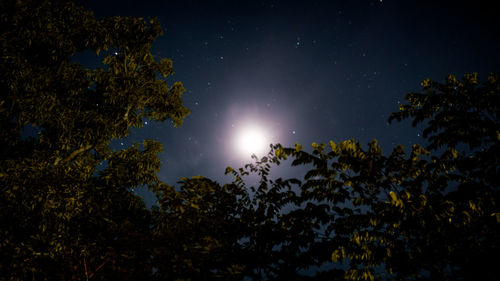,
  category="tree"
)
[152,177,248,280]
[0,0,188,279]
[152,157,346,280]
[170,72,498,280]
[230,72,499,280]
